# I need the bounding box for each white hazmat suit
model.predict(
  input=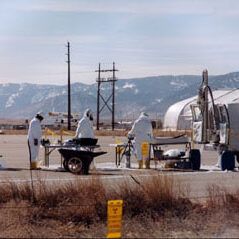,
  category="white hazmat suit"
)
[128,112,153,161]
[27,113,43,168]
[75,109,95,138]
